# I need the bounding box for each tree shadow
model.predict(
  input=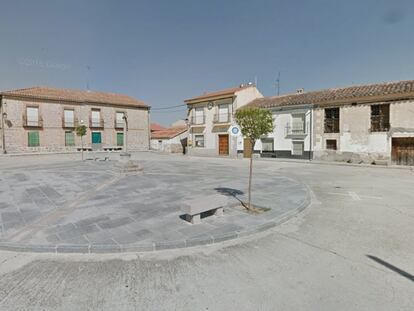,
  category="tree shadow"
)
[366,255,414,283]
[214,187,247,208]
